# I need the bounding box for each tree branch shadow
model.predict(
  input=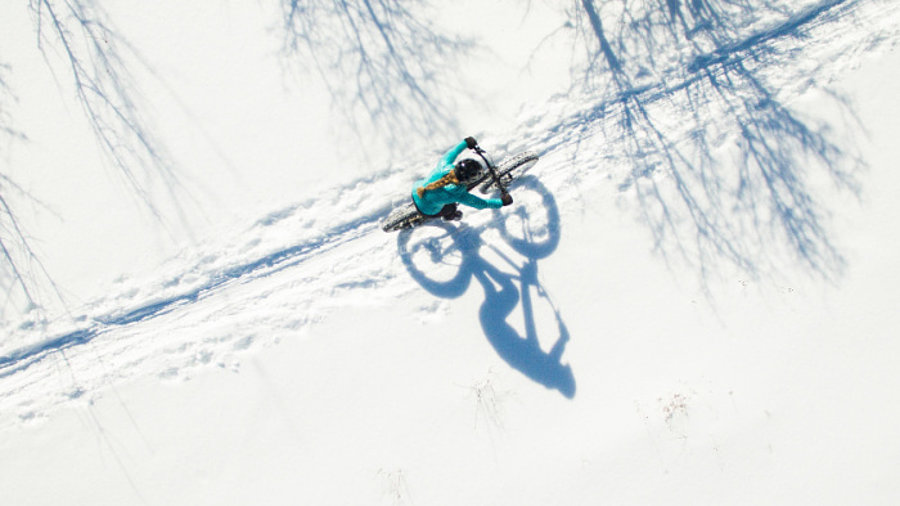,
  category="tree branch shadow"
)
[562,0,864,292]
[278,0,474,146]
[1,58,61,316]
[29,0,182,213]
[1,1,189,318]
[398,177,575,398]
